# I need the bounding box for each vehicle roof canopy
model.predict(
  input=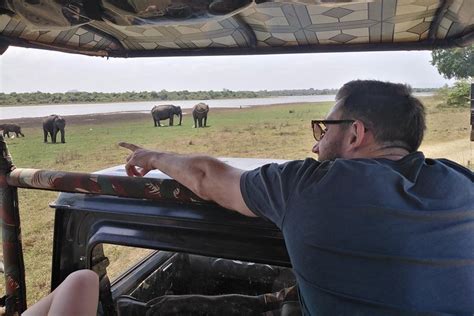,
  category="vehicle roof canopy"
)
[1,0,473,57]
